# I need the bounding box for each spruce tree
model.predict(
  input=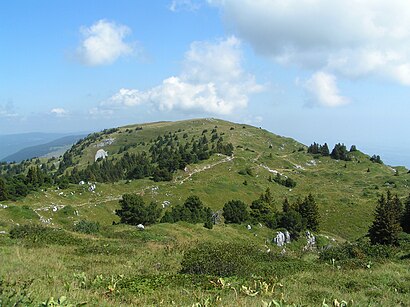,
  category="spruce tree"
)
[321,143,330,156]
[368,192,402,245]
[298,194,320,231]
[0,177,8,201]
[223,200,249,224]
[401,194,410,233]
[282,197,291,213]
